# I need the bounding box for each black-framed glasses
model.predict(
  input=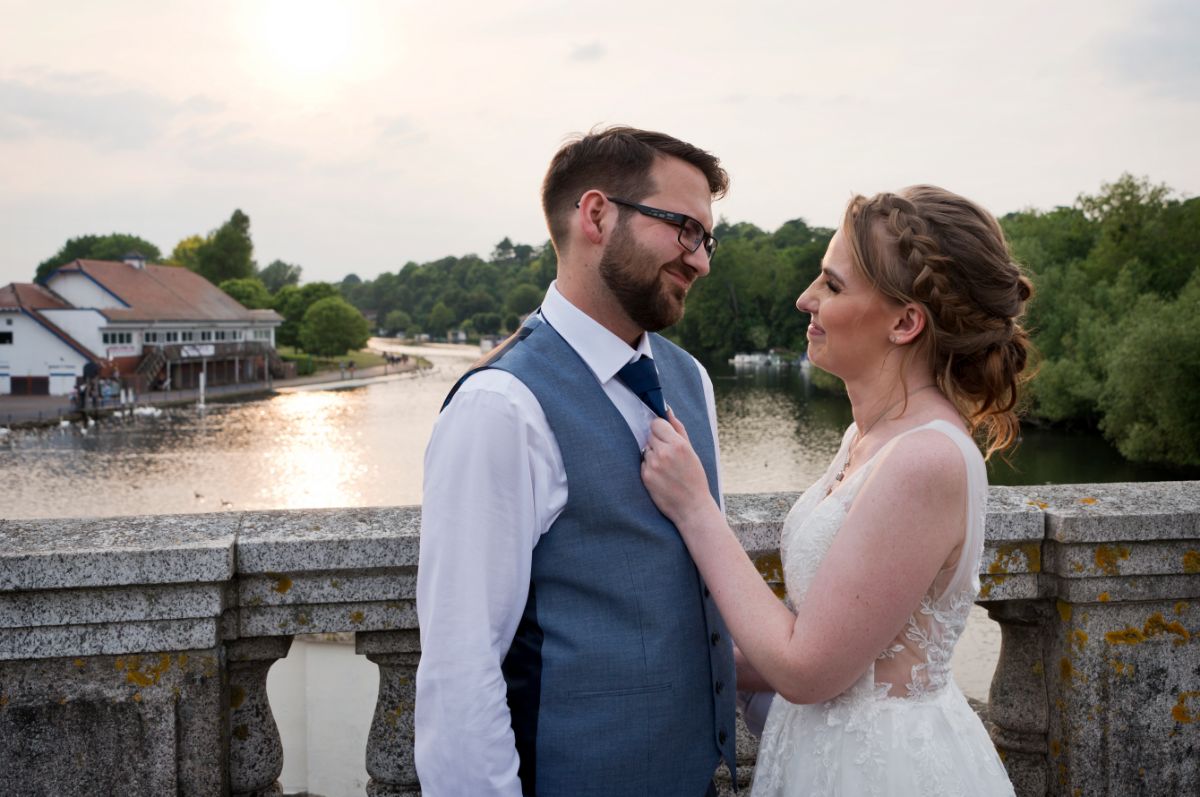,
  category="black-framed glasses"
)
[606,196,718,258]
